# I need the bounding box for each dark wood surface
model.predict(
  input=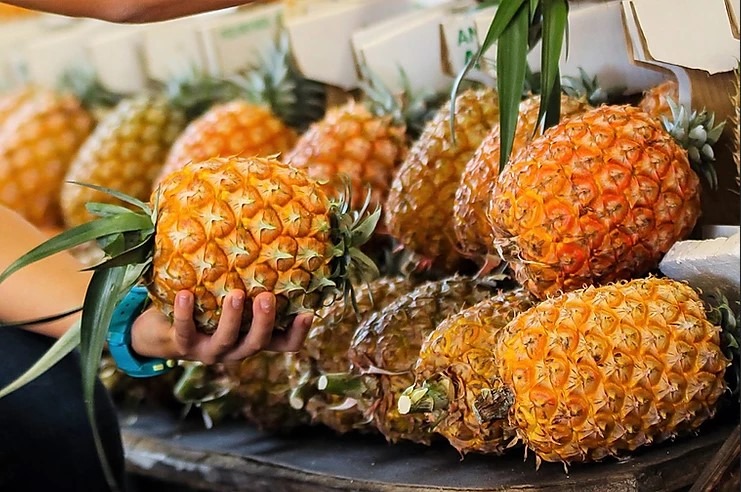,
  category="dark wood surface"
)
[120,408,737,492]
